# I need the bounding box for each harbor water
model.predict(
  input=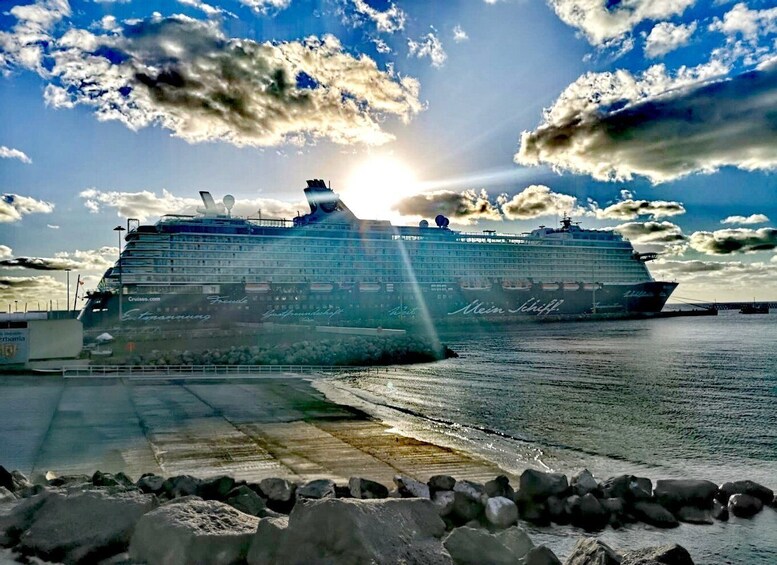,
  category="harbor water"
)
[316,310,777,563]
